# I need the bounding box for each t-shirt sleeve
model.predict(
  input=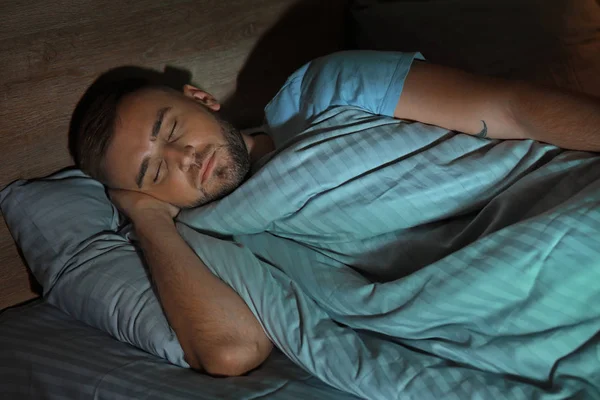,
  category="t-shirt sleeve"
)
[264,50,422,147]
